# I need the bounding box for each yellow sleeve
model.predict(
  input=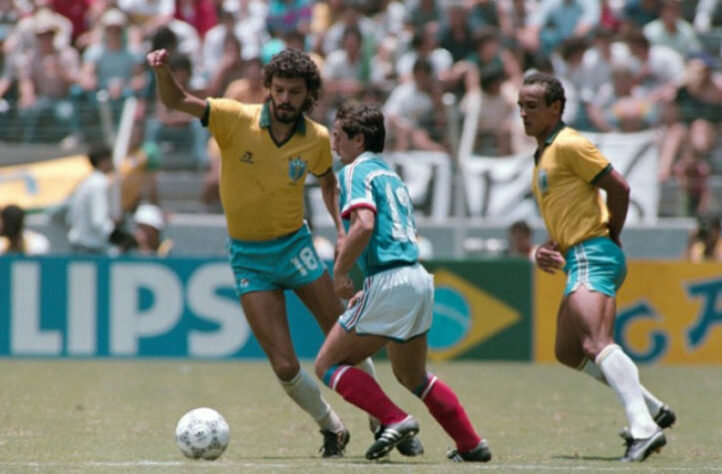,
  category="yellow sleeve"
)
[207,98,249,148]
[561,135,611,183]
